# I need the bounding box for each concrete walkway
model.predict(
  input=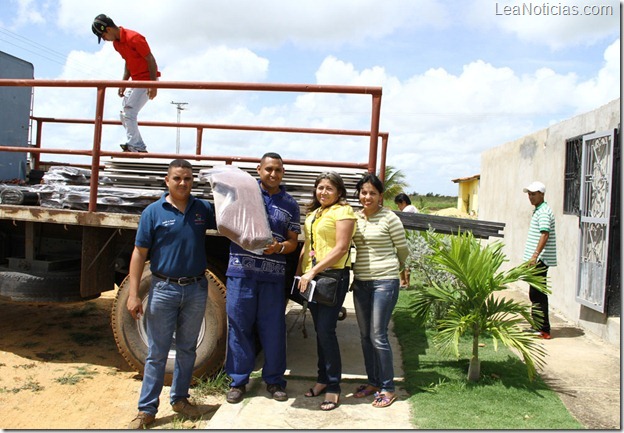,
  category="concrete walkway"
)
[200,287,621,430]
[202,292,414,429]
[497,286,621,430]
